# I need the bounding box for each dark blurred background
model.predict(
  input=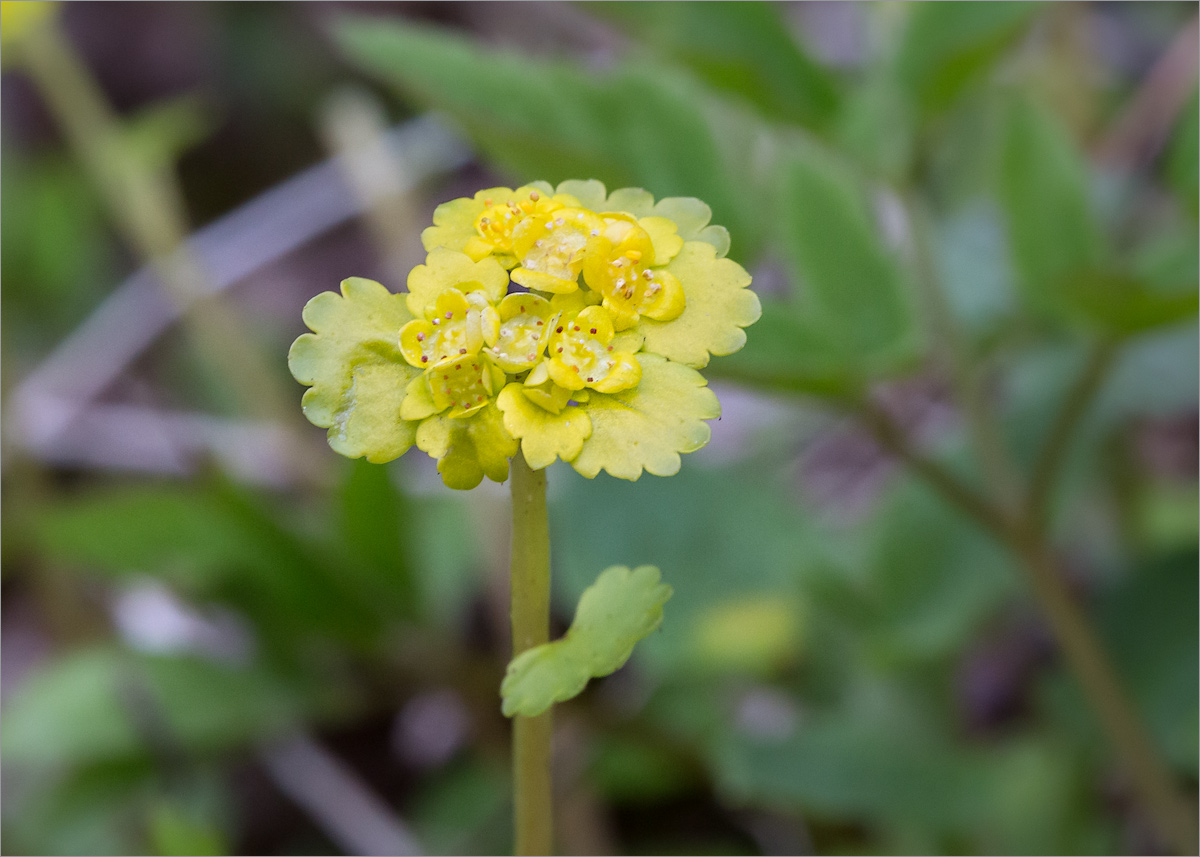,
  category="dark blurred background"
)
[2,2,1197,855]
